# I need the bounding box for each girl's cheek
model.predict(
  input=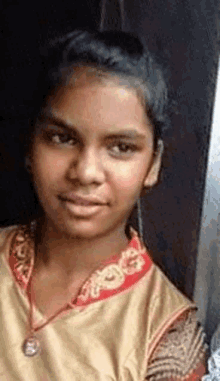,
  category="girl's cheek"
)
[37,147,68,173]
